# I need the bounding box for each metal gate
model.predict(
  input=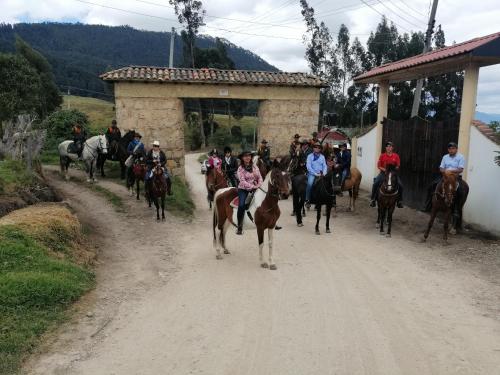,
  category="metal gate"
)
[382,117,460,208]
